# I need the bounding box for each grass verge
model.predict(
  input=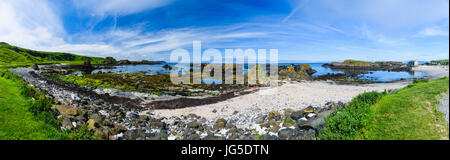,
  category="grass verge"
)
[0,70,68,139]
[319,77,449,140]
[0,70,92,140]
